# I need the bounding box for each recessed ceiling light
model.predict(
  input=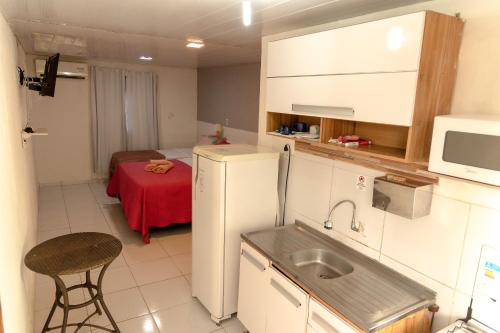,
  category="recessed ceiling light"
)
[186,41,204,49]
[139,56,153,61]
[242,0,252,27]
